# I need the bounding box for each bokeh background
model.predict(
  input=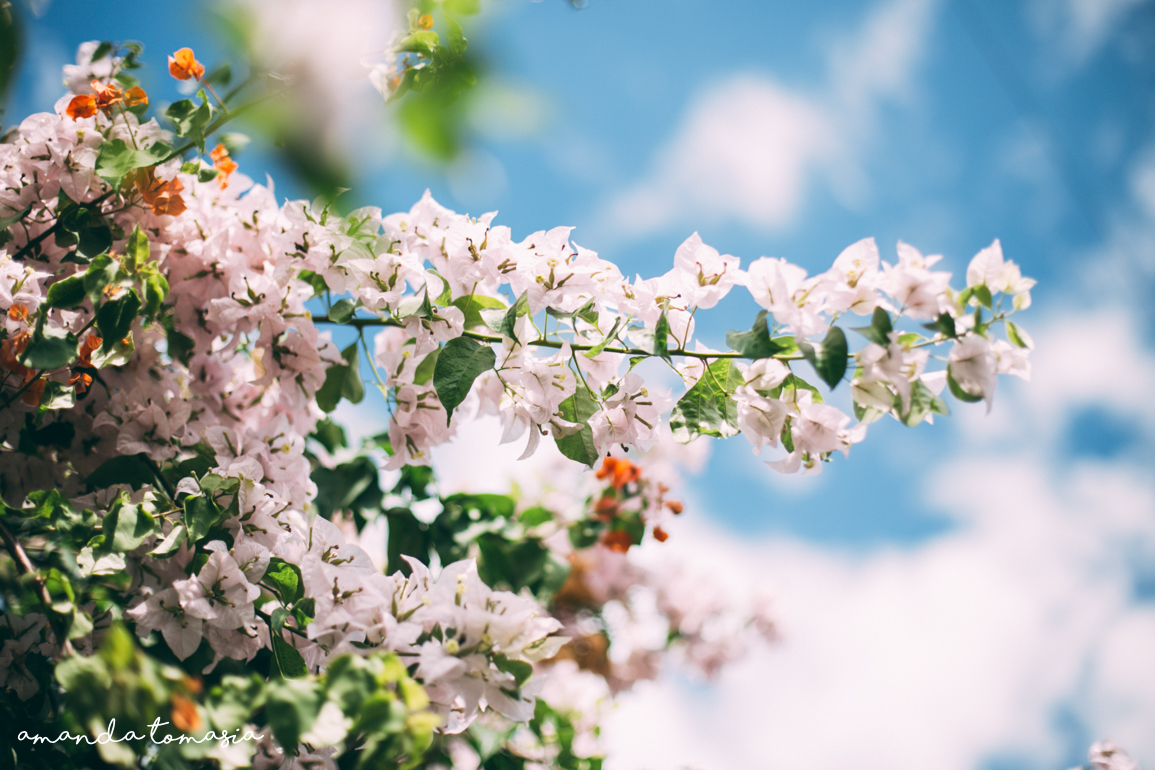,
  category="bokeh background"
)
[5,0,1155,768]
